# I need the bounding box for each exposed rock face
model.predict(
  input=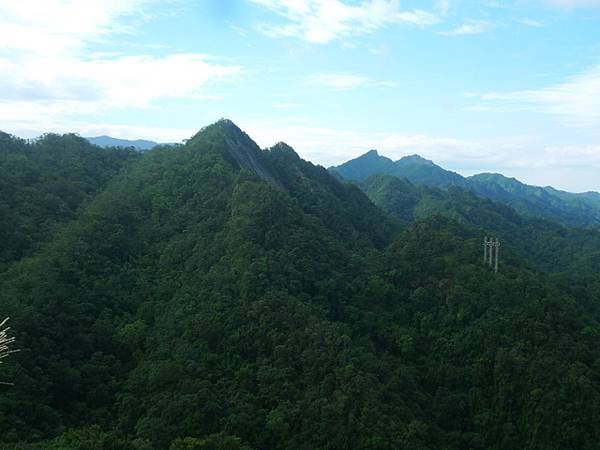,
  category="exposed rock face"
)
[223,132,282,189]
